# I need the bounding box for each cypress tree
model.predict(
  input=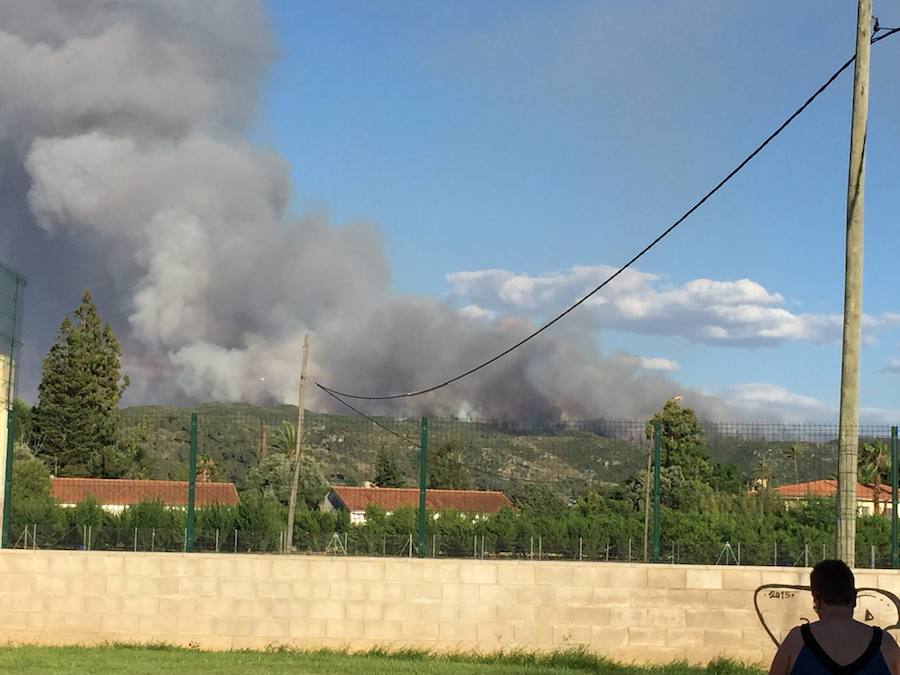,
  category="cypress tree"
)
[32,291,129,476]
[373,449,406,488]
